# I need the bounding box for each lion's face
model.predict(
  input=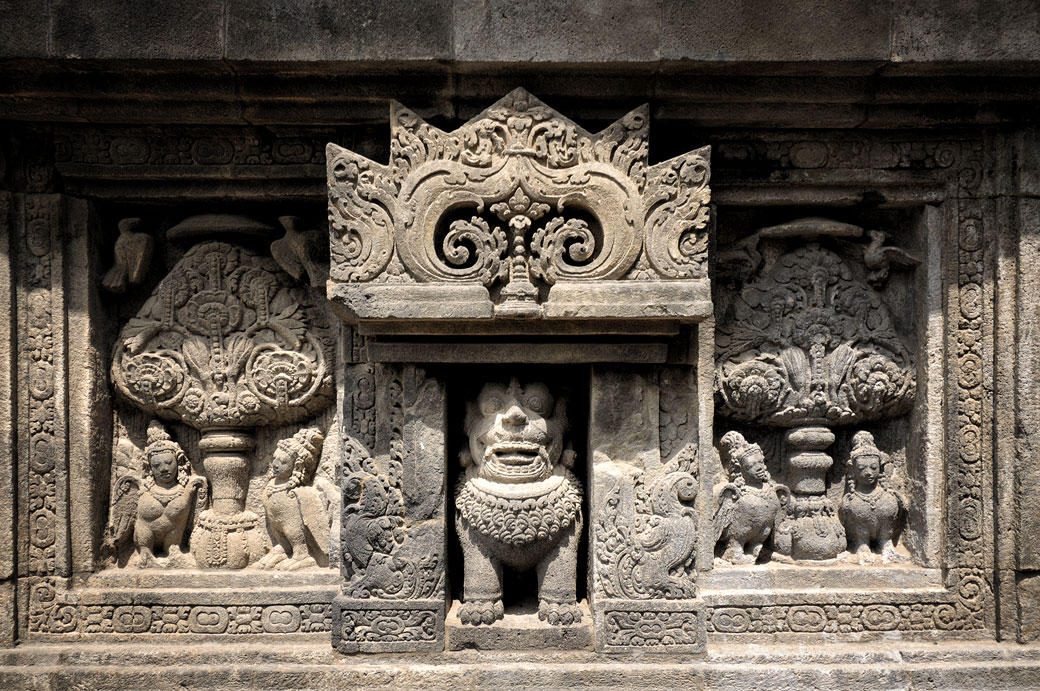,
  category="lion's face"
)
[464,378,567,484]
